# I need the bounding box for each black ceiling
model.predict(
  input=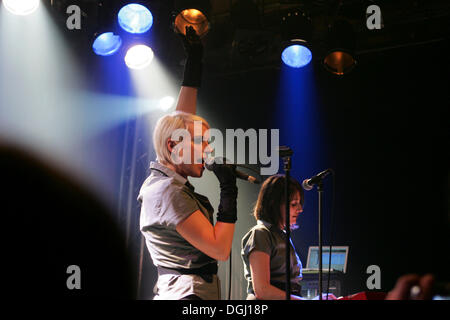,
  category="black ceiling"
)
[42,0,450,75]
